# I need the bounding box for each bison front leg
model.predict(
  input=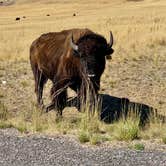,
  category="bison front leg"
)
[46,85,67,117]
